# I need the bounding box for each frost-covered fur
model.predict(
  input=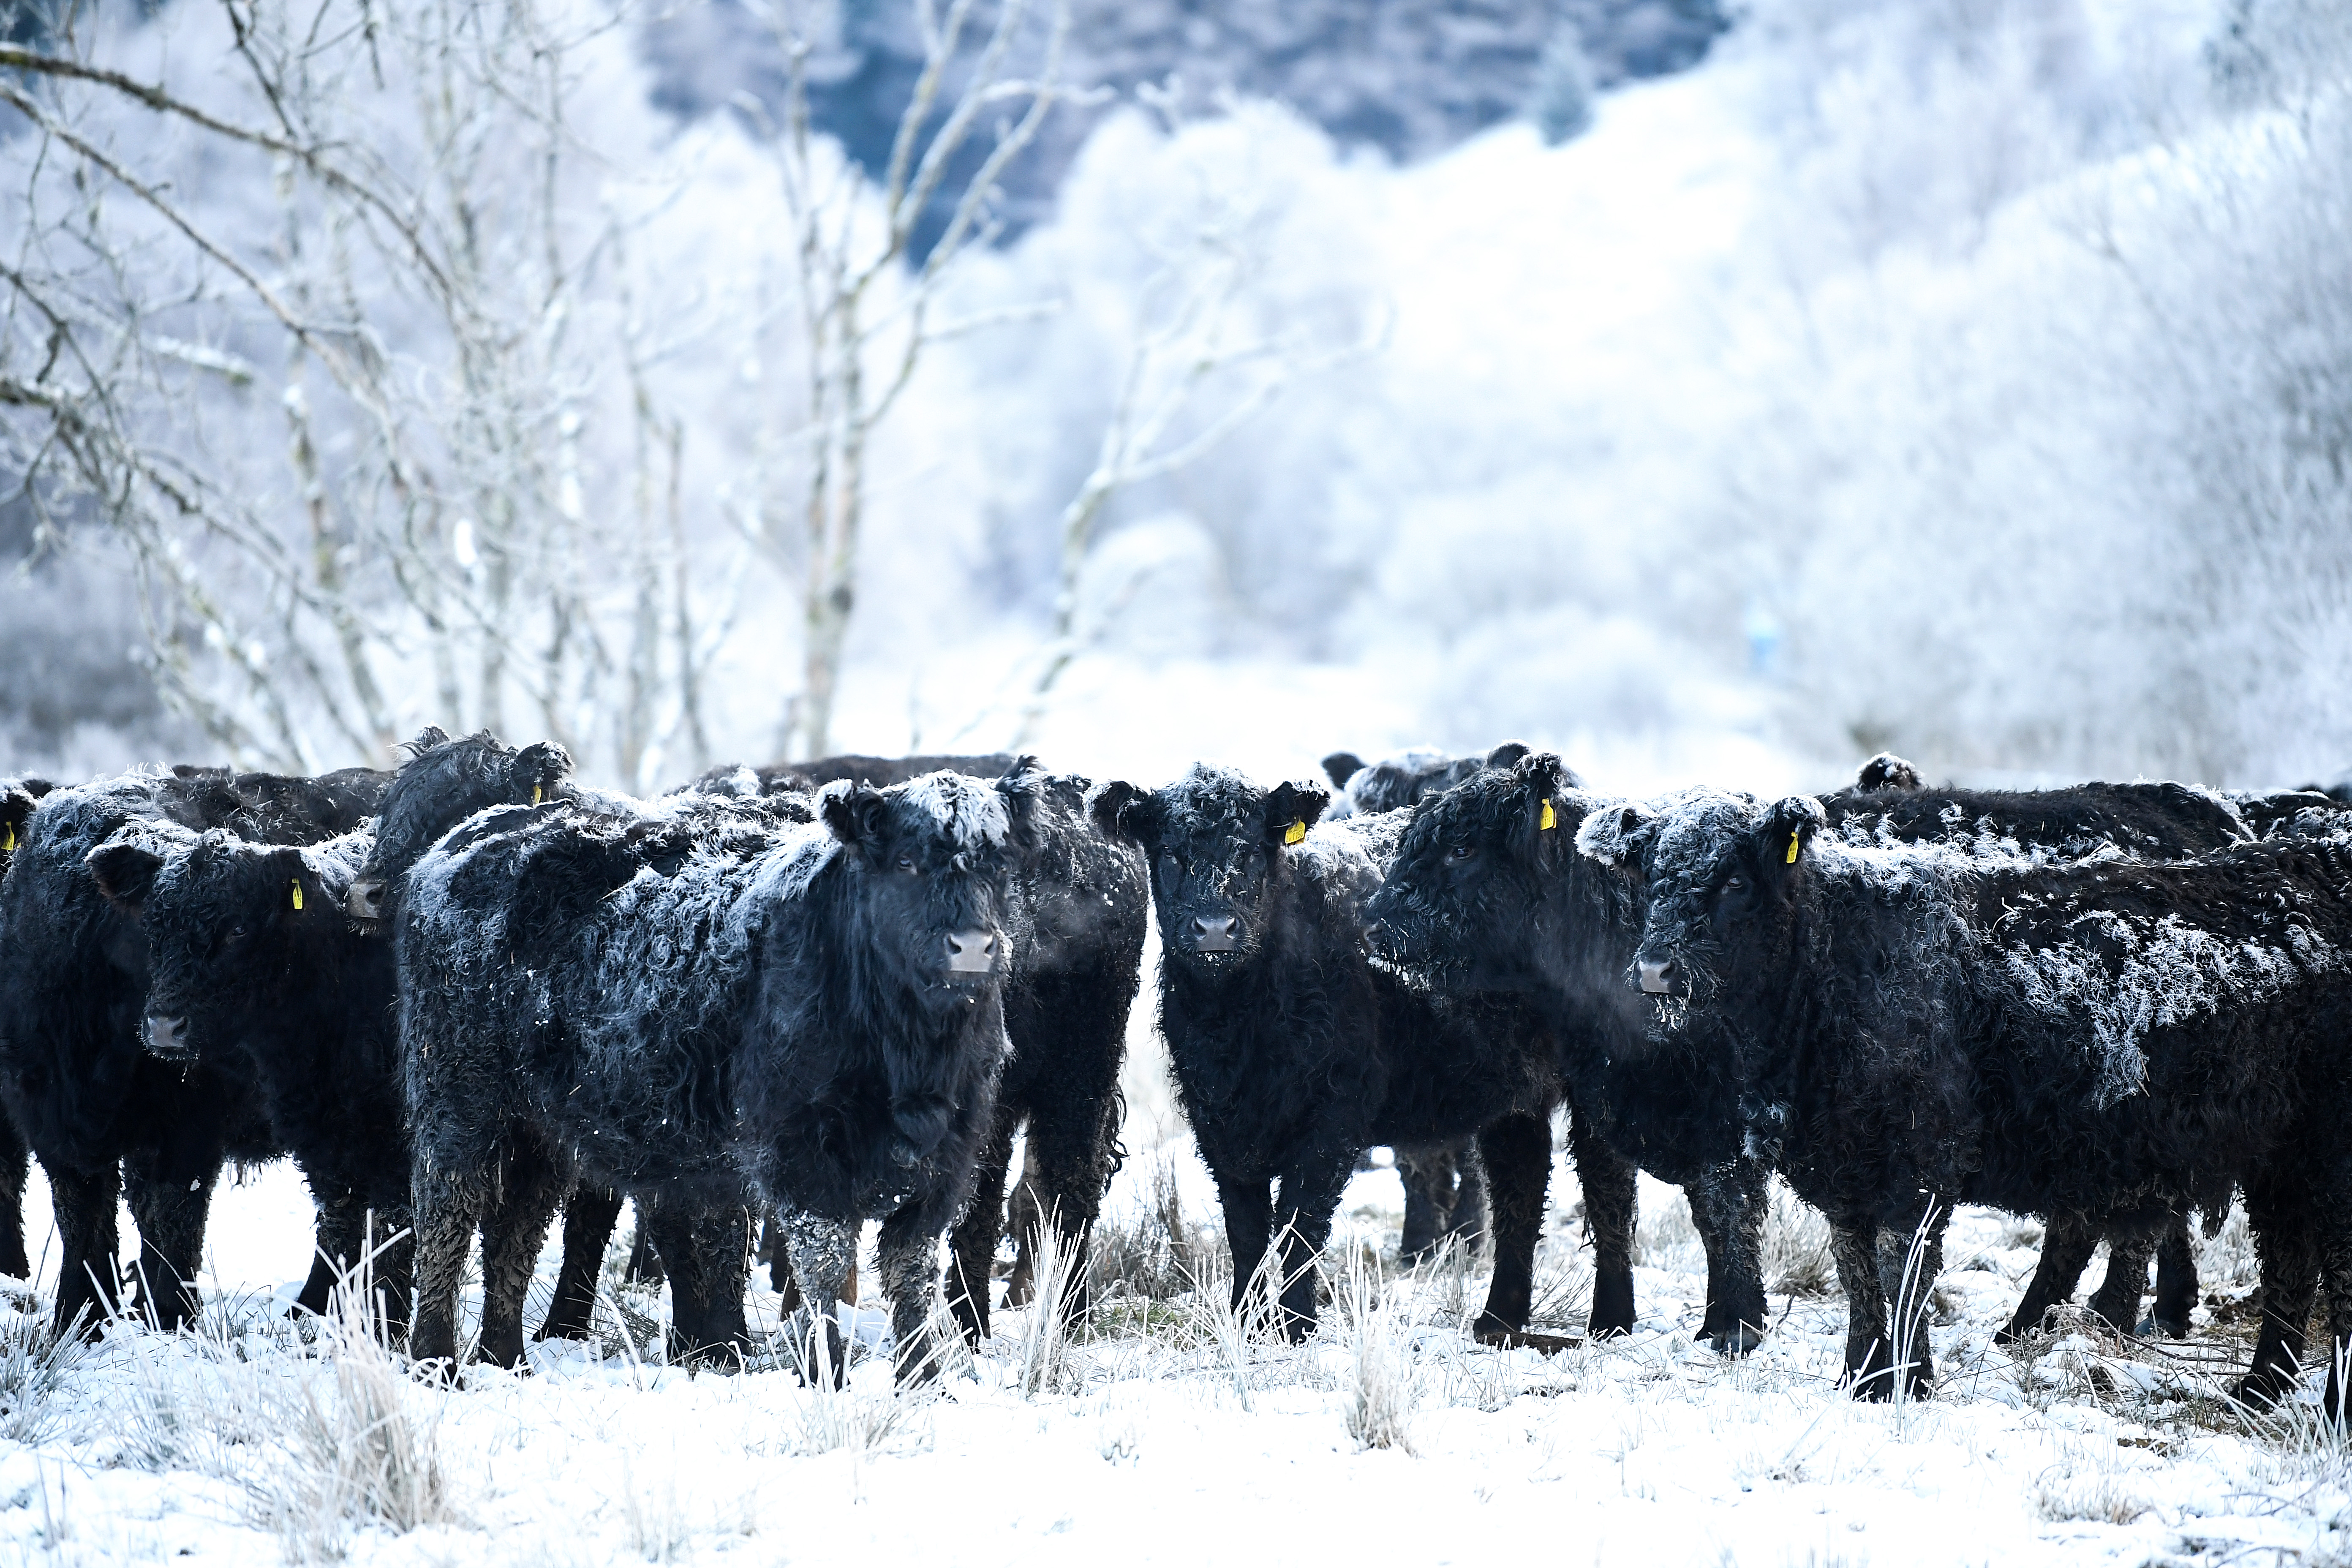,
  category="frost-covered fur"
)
[1092,764,1596,1344]
[1608,791,2352,1411]
[0,765,387,1337]
[1365,753,1770,1352]
[0,776,57,1281]
[1807,757,2261,1339]
[401,767,1040,1381]
[1319,740,1531,821]
[681,751,1144,1350]
[348,727,574,925]
[89,825,413,1328]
